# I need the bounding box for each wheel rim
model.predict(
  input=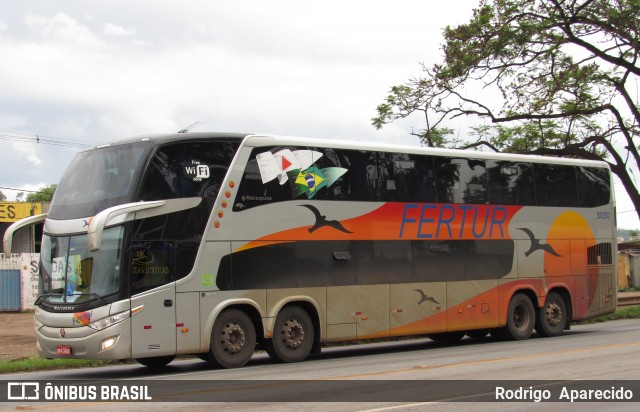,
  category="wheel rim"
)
[513,304,529,329]
[280,318,305,349]
[545,302,563,327]
[220,321,246,354]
